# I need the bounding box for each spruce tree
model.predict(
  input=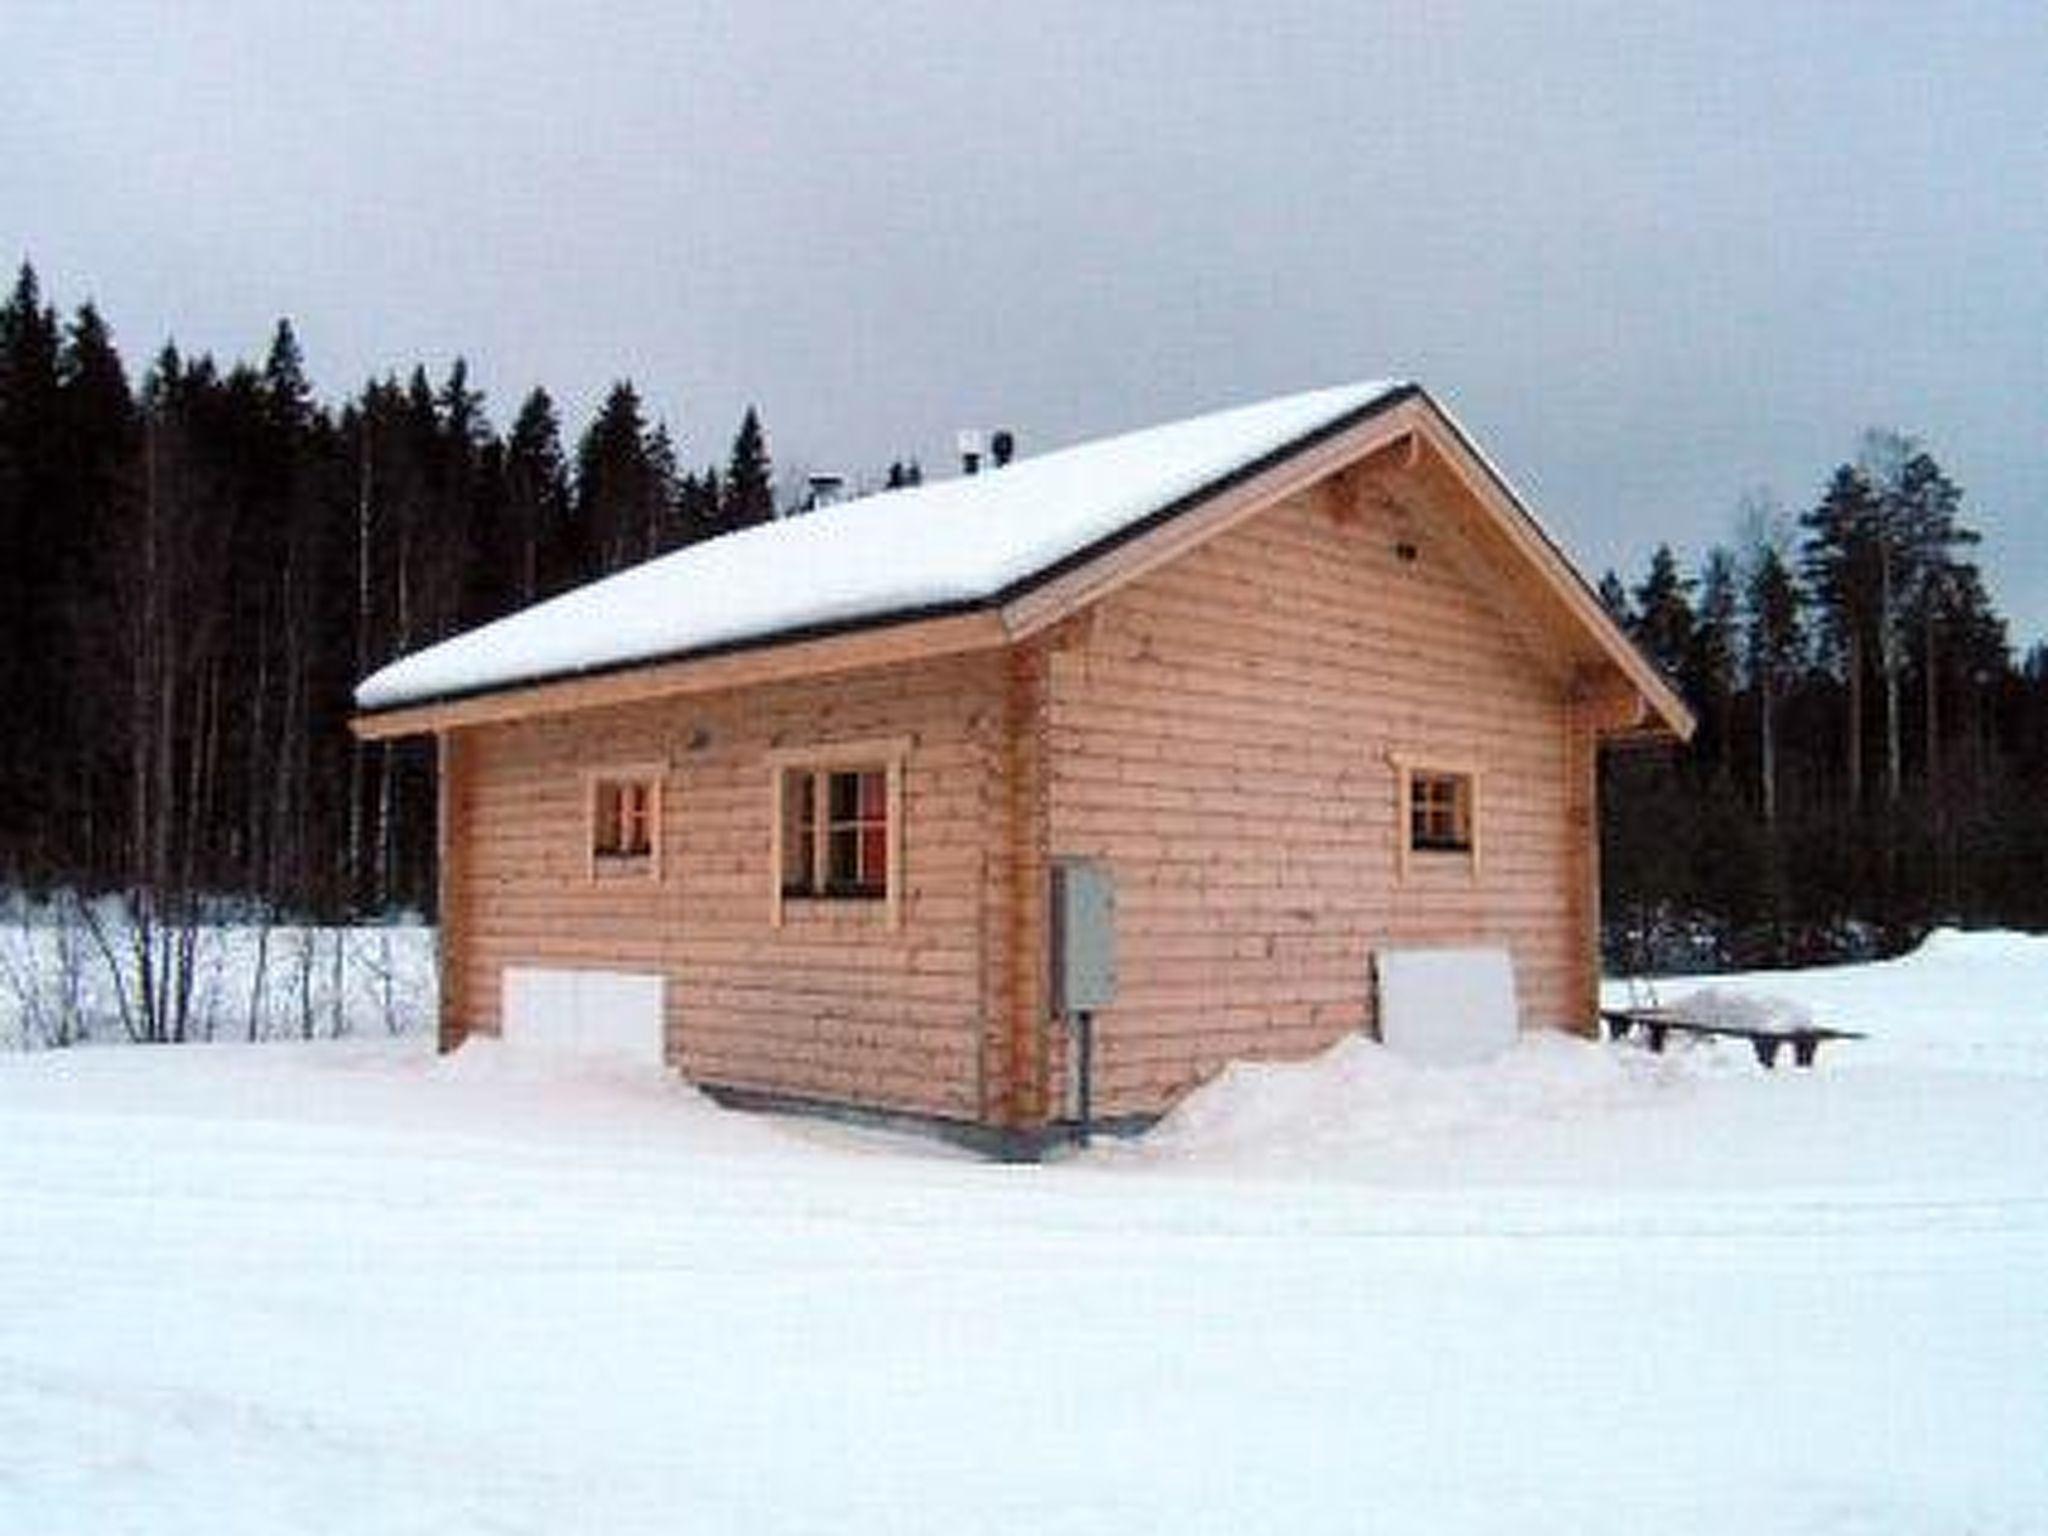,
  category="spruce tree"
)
[575,381,656,575]
[262,319,312,429]
[1629,544,1696,683]
[721,406,774,529]
[56,302,140,878]
[1684,548,1741,778]
[433,359,499,627]
[676,468,721,547]
[643,423,683,554]
[0,266,66,874]
[1596,570,1631,627]
[505,387,569,601]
